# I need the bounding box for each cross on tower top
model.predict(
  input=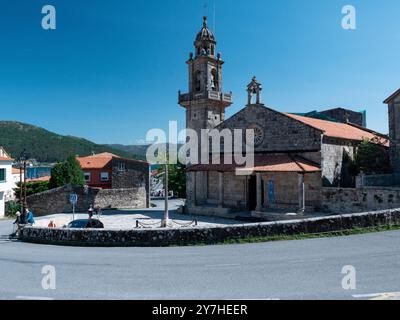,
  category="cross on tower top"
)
[247,76,263,105]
